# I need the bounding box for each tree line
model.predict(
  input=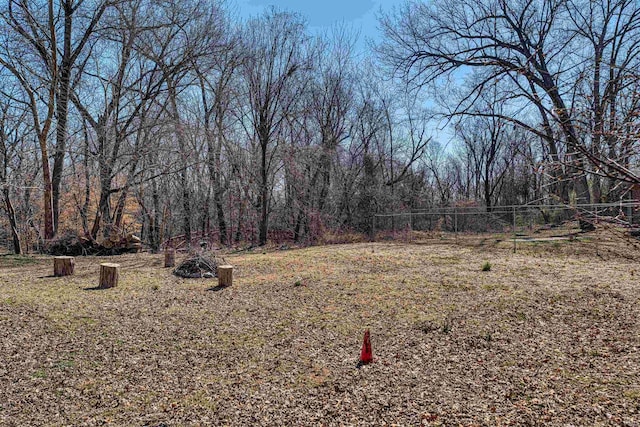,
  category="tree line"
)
[1,0,639,254]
